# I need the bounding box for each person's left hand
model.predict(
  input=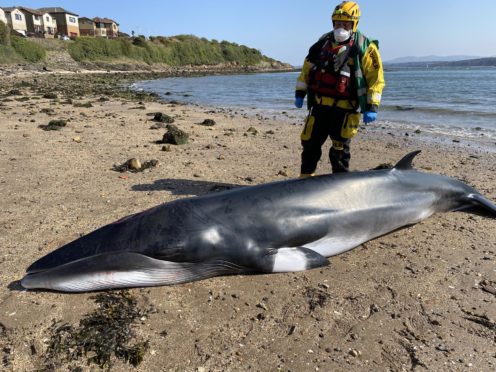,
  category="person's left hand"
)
[363,111,377,124]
